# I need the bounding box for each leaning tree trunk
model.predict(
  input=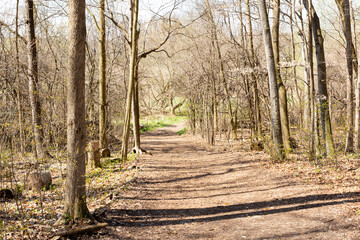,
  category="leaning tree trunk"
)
[257,0,285,160]
[272,0,292,153]
[304,0,335,158]
[99,0,108,152]
[25,0,44,159]
[63,0,90,220]
[121,0,139,160]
